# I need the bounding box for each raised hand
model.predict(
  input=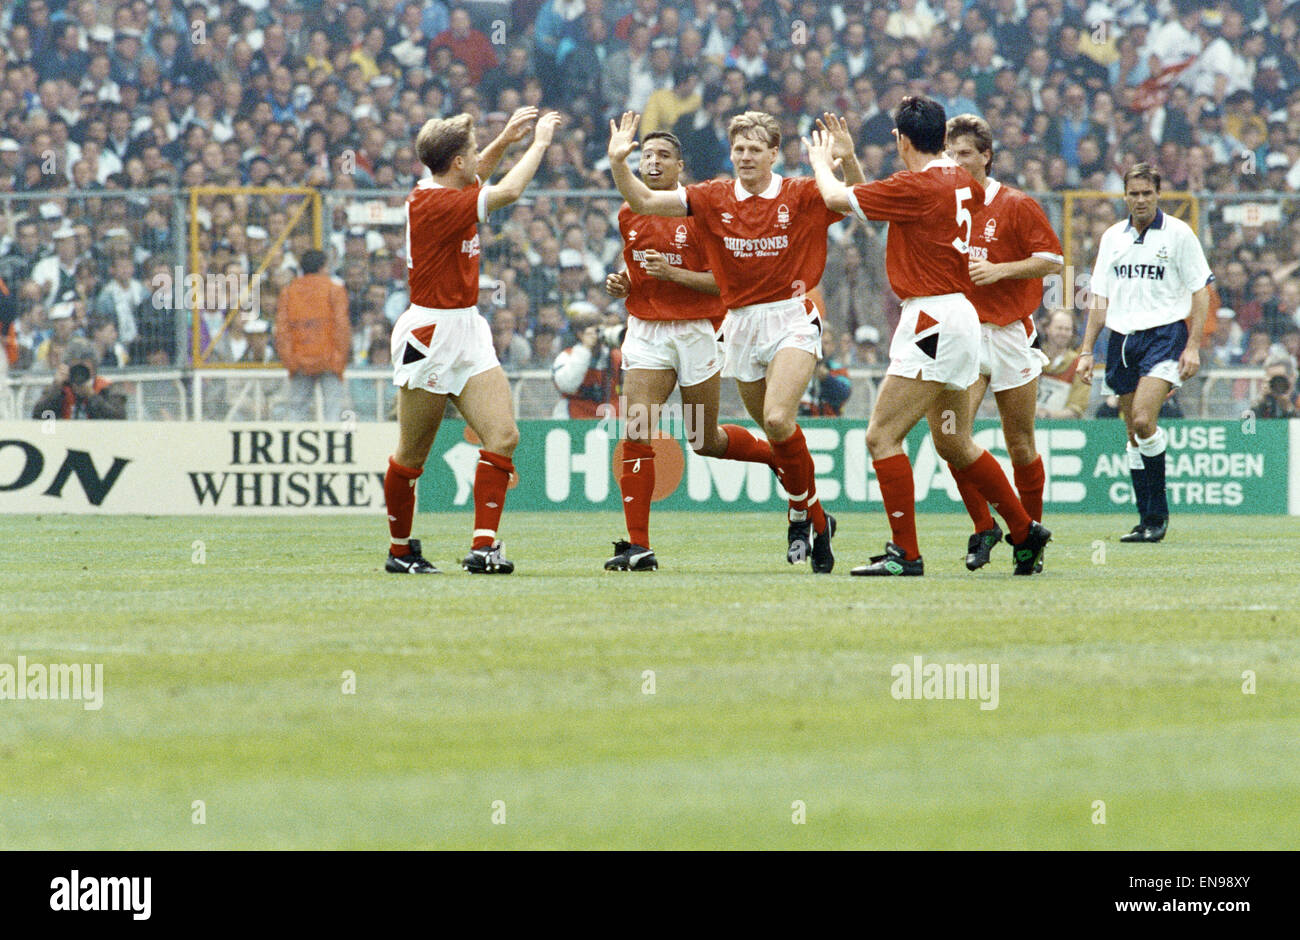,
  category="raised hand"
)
[533,111,562,148]
[501,106,539,144]
[803,129,836,169]
[816,112,855,164]
[607,111,642,163]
